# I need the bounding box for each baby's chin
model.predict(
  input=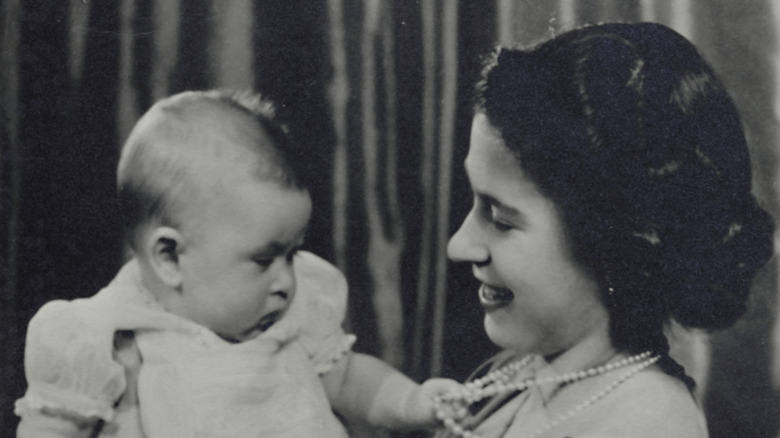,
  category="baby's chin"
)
[218,310,284,343]
[217,331,256,343]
